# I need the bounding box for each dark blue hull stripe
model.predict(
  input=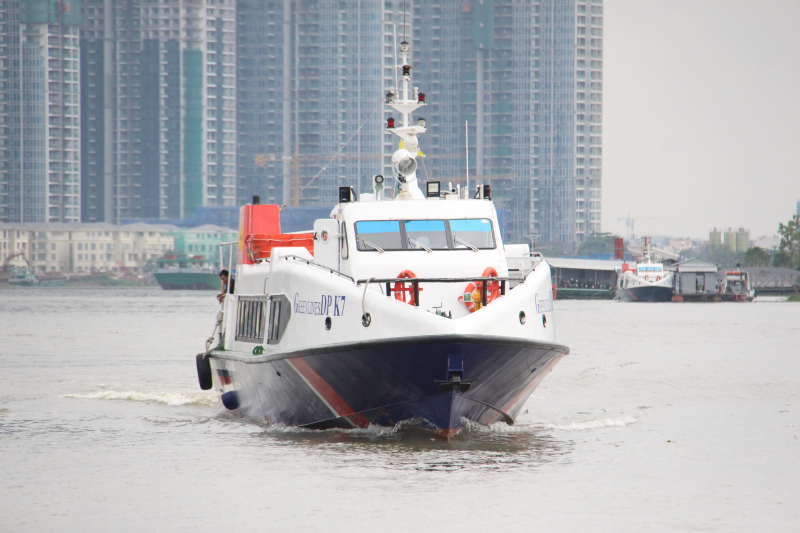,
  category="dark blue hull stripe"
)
[210,338,567,432]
